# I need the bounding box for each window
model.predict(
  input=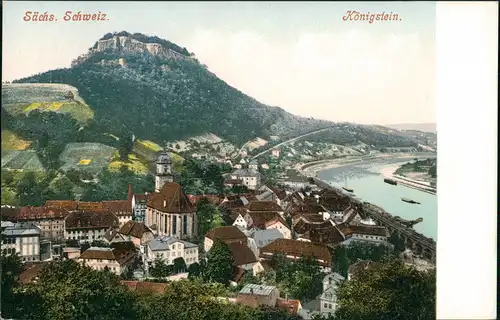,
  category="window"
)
[183,215,188,235]
[329,304,332,309]
[324,303,328,308]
